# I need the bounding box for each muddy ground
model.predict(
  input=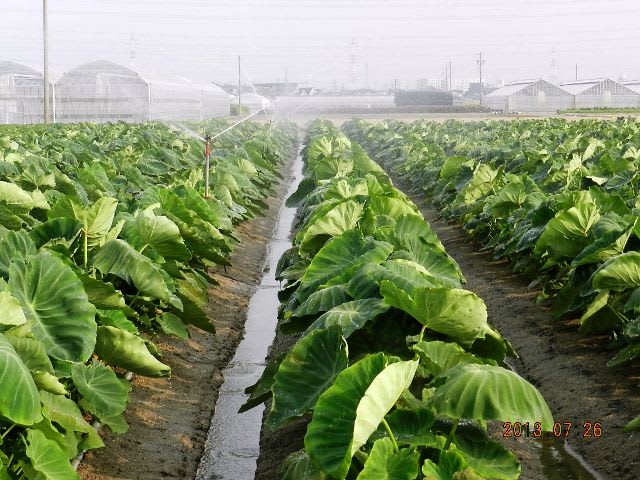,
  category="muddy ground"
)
[78,154,294,480]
